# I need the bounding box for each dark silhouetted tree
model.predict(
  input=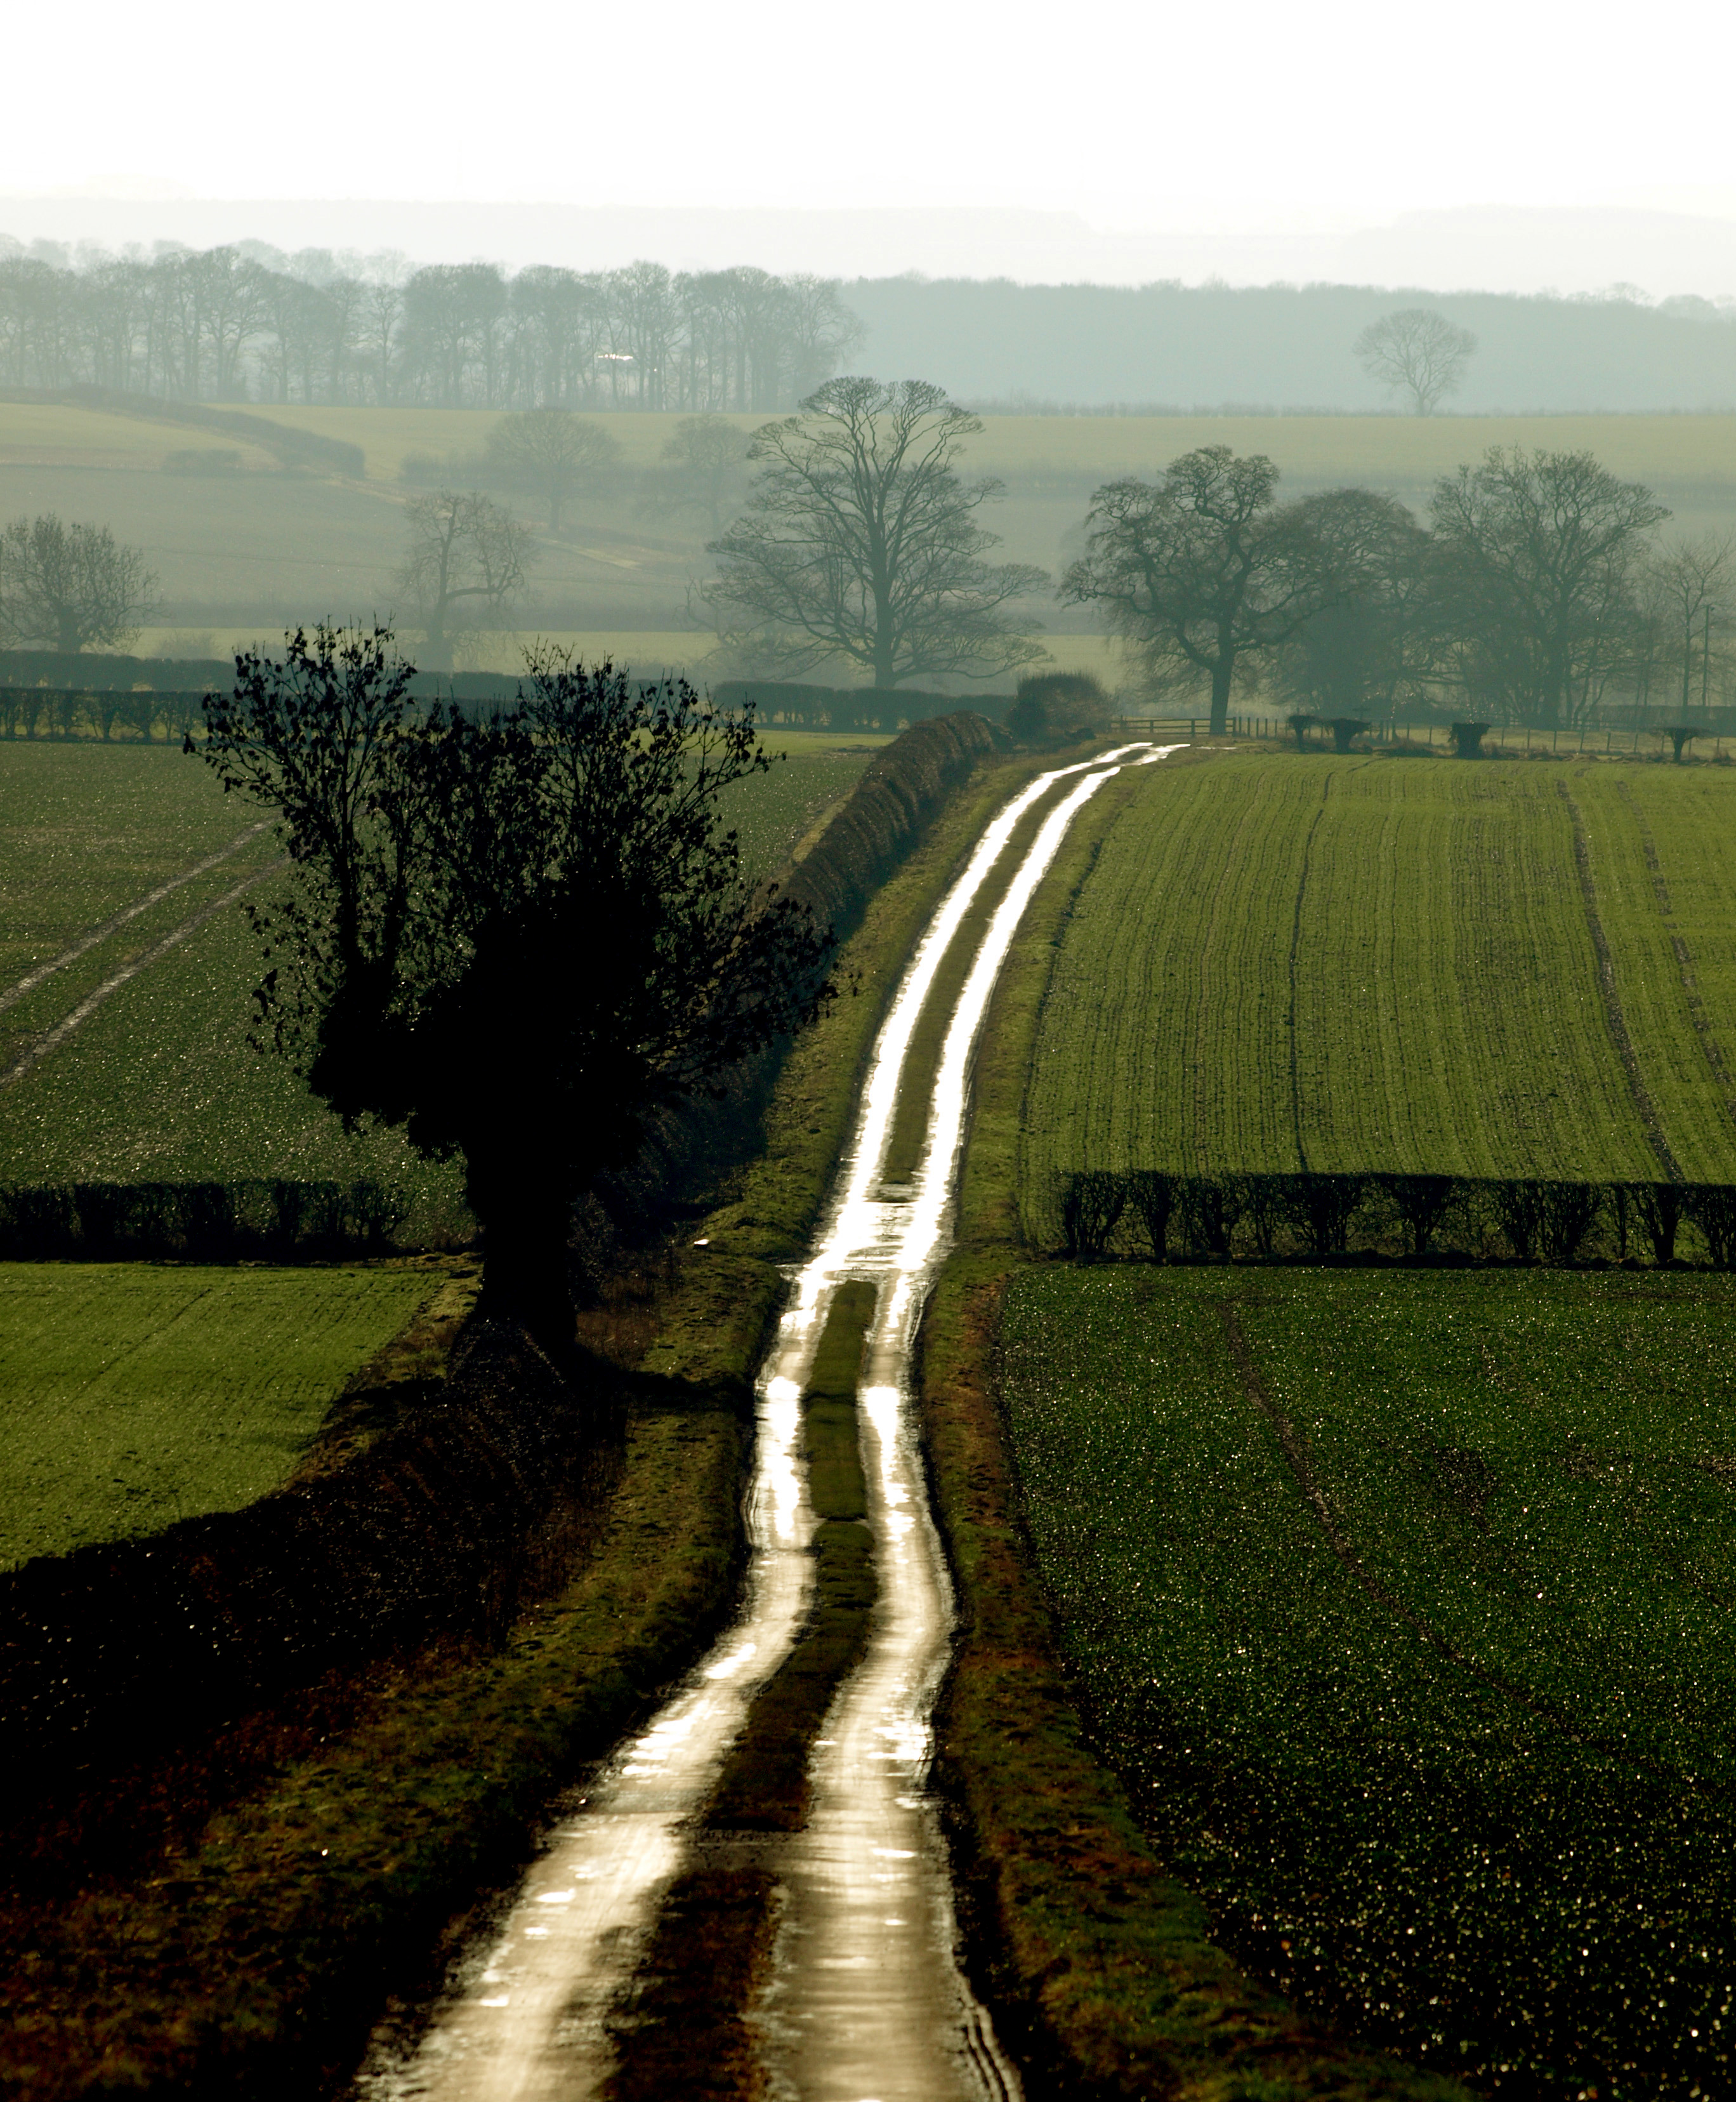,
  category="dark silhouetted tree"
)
[190,625,836,1352]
